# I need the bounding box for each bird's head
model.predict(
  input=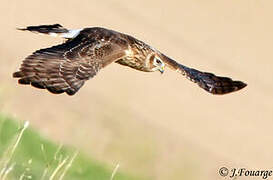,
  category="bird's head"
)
[149,54,165,74]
